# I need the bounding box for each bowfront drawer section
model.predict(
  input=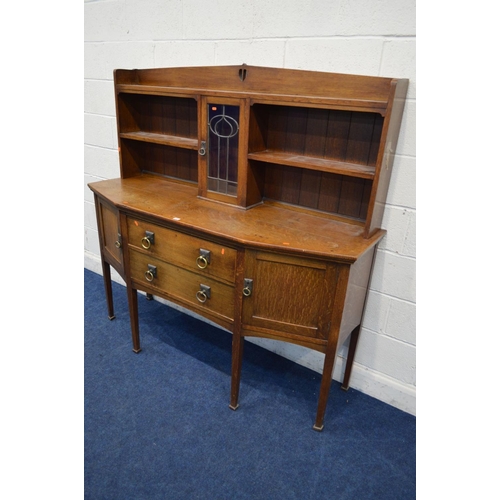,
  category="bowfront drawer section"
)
[129,249,234,321]
[127,217,236,284]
